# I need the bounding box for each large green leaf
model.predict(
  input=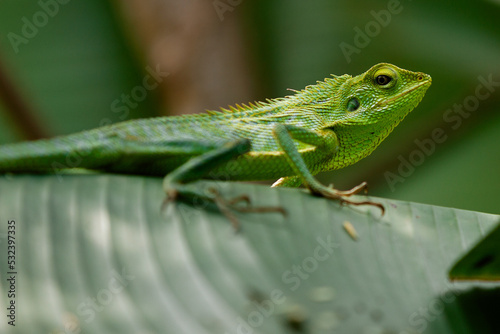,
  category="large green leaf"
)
[0,175,498,333]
